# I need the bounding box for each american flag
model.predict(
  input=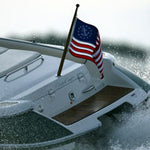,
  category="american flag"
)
[69,18,104,79]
